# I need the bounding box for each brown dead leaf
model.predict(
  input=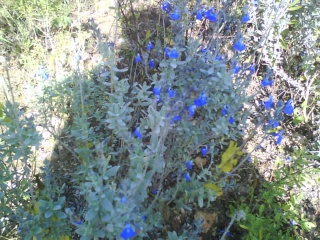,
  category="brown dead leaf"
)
[194,211,217,233]
[195,156,207,169]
